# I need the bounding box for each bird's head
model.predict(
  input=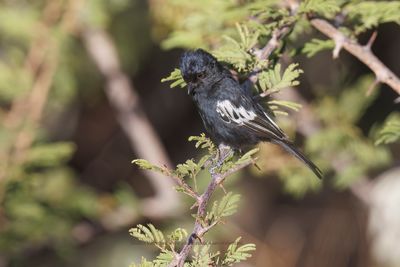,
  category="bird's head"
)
[179,49,223,95]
